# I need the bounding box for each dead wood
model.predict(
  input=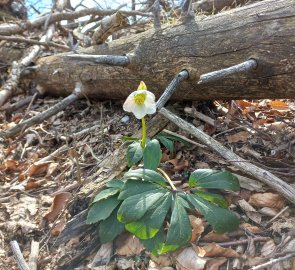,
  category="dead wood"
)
[31,0,295,101]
